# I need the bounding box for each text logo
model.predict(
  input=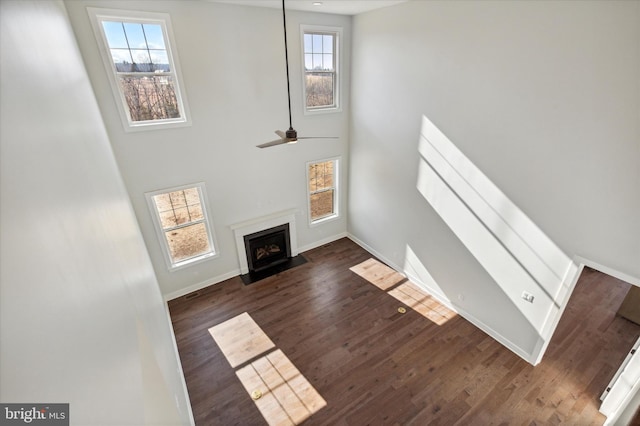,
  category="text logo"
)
[0,404,68,426]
